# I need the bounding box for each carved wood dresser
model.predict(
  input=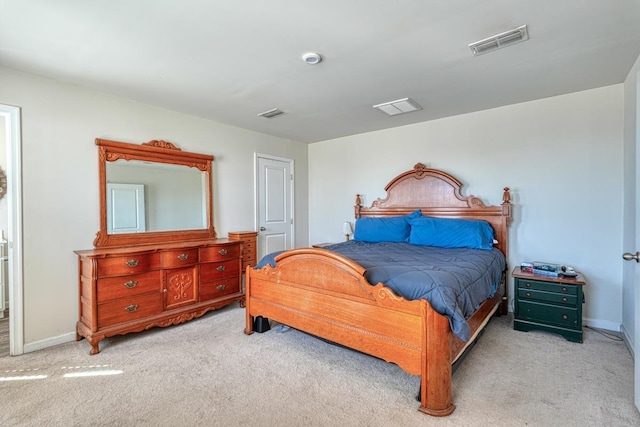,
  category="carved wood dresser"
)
[75,239,242,354]
[228,231,259,273]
